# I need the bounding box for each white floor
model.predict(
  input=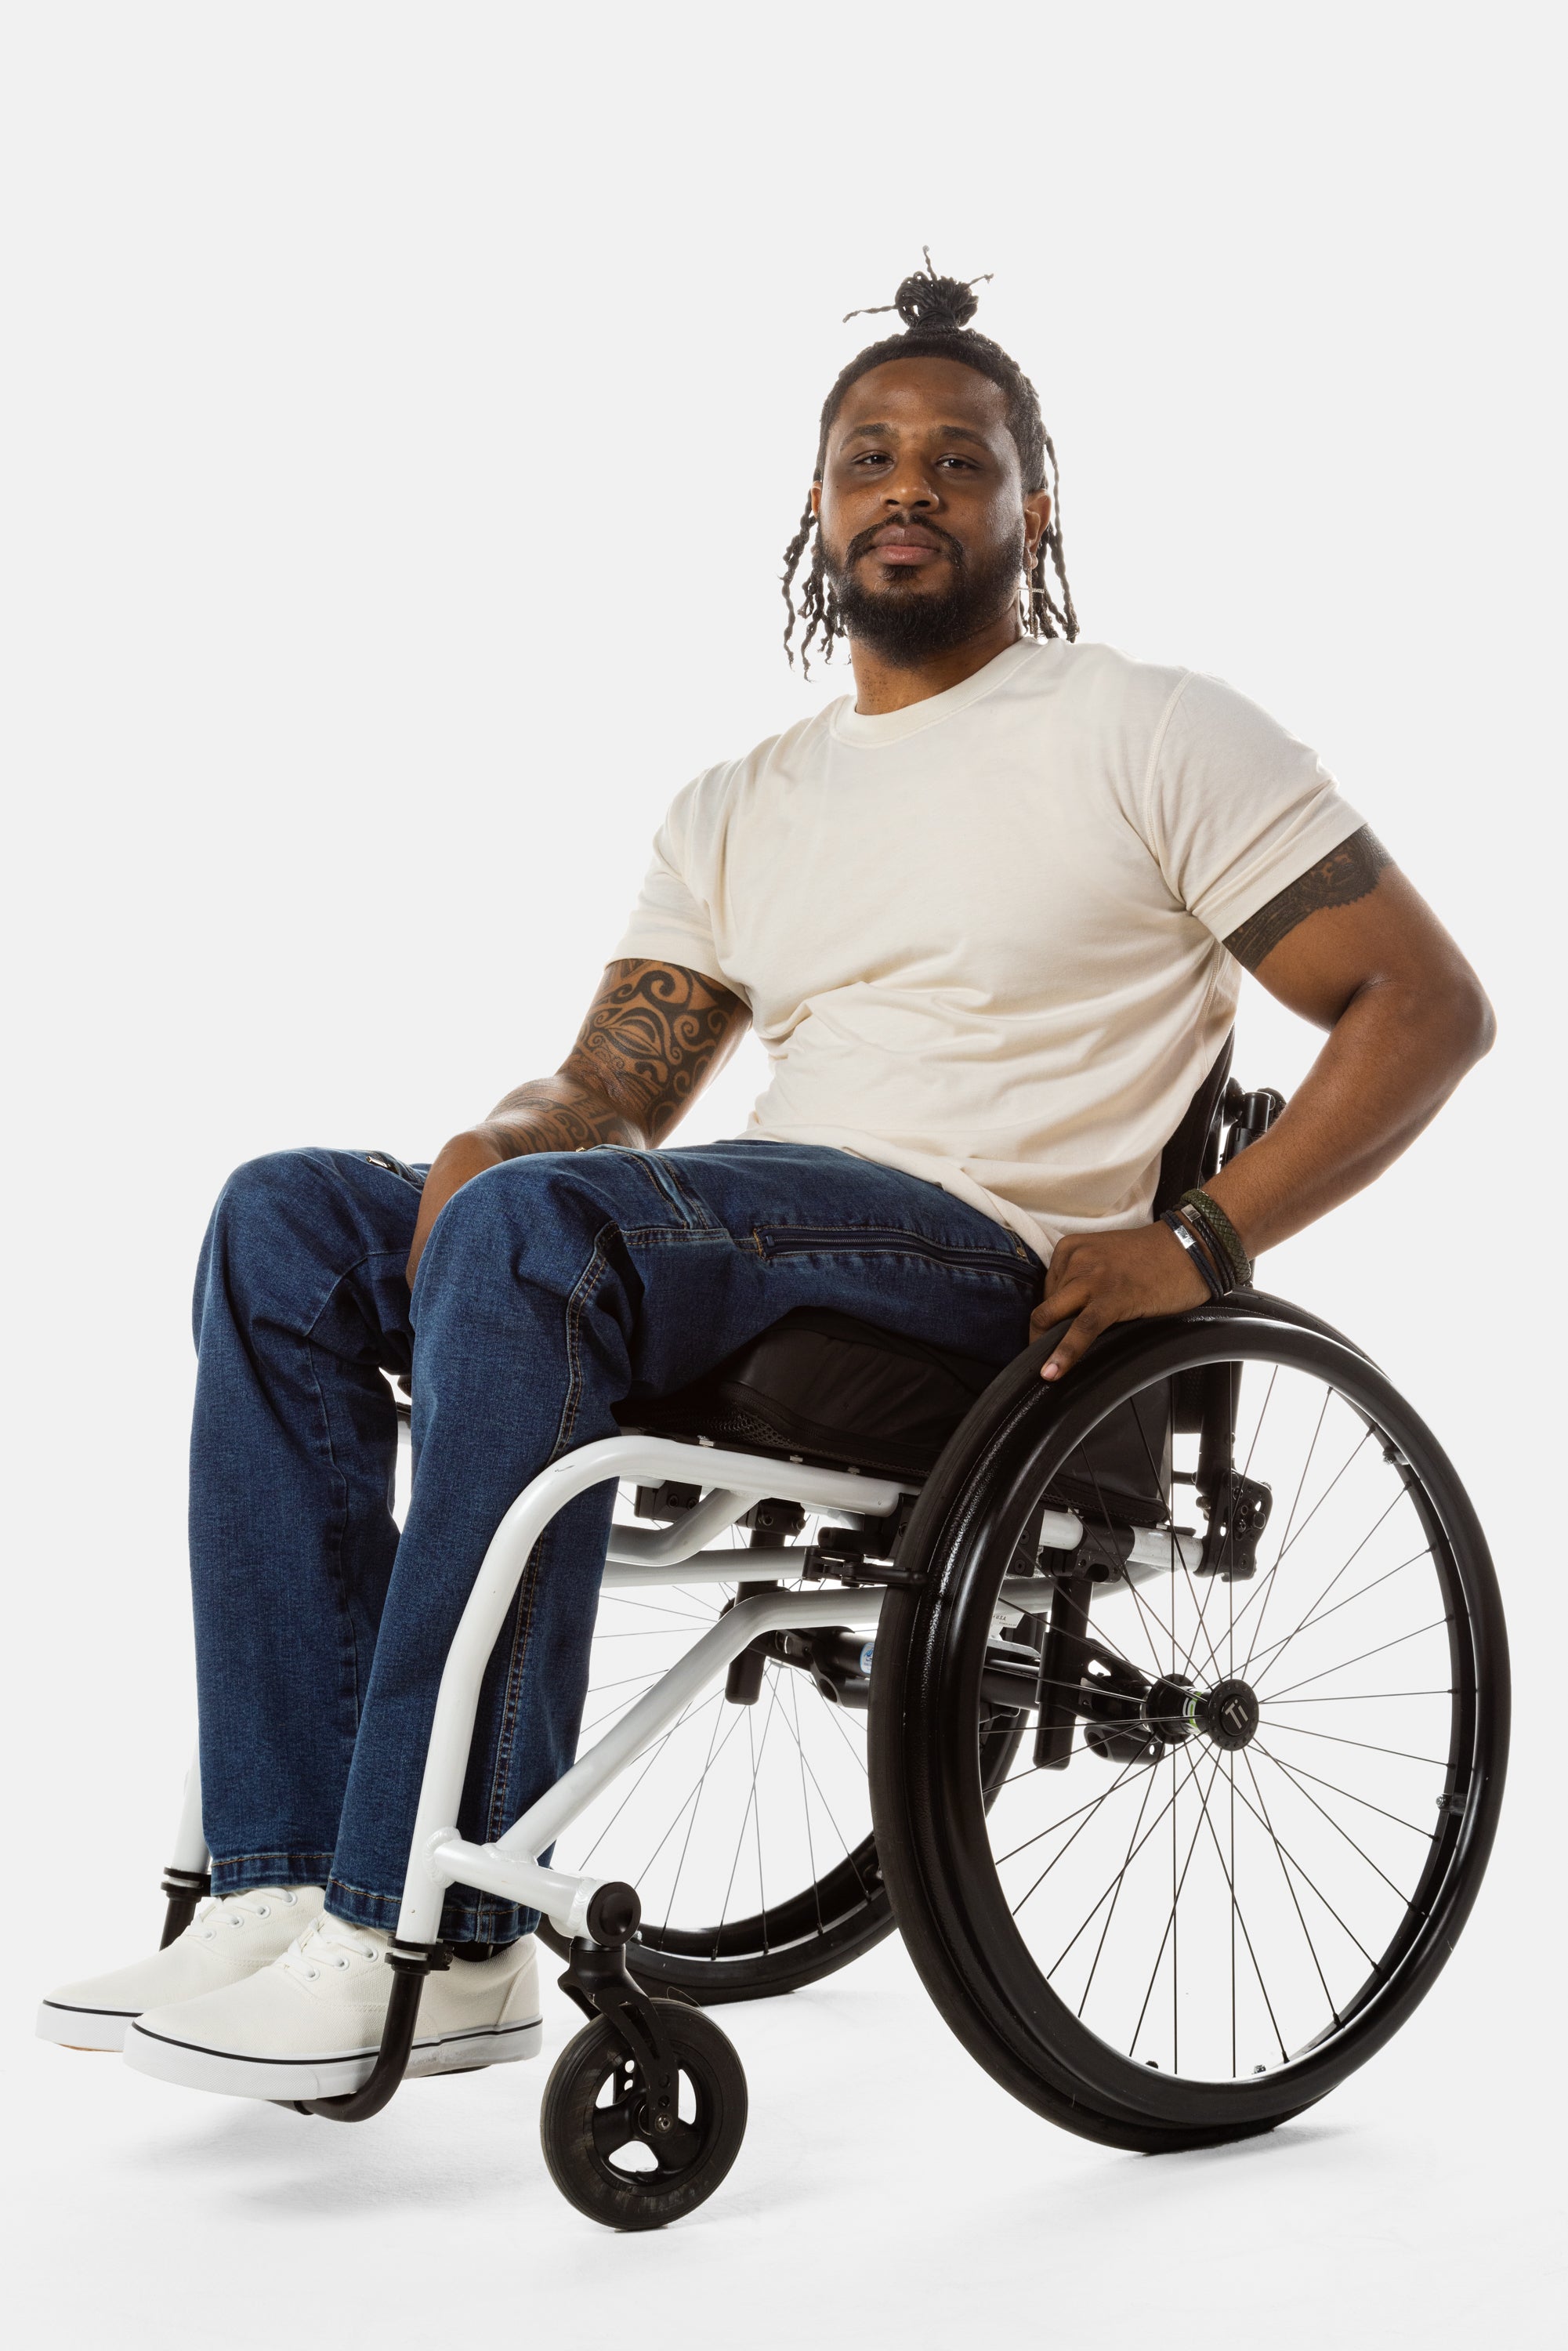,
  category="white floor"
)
[7,1871,1559,2350]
